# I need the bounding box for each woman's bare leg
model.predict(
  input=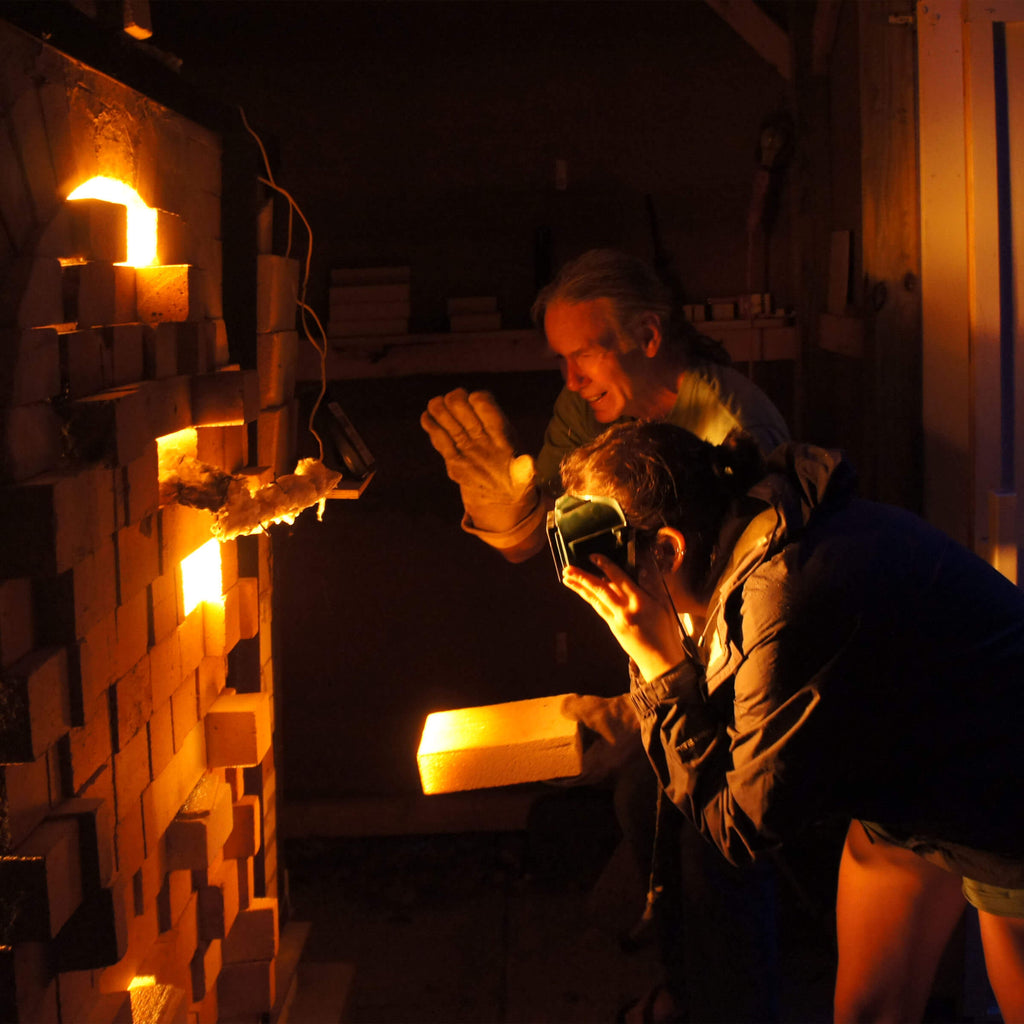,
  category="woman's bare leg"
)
[834,821,966,1023]
[978,909,1024,1022]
